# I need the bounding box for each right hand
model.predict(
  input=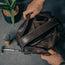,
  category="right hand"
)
[23,0,45,19]
[41,49,64,65]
